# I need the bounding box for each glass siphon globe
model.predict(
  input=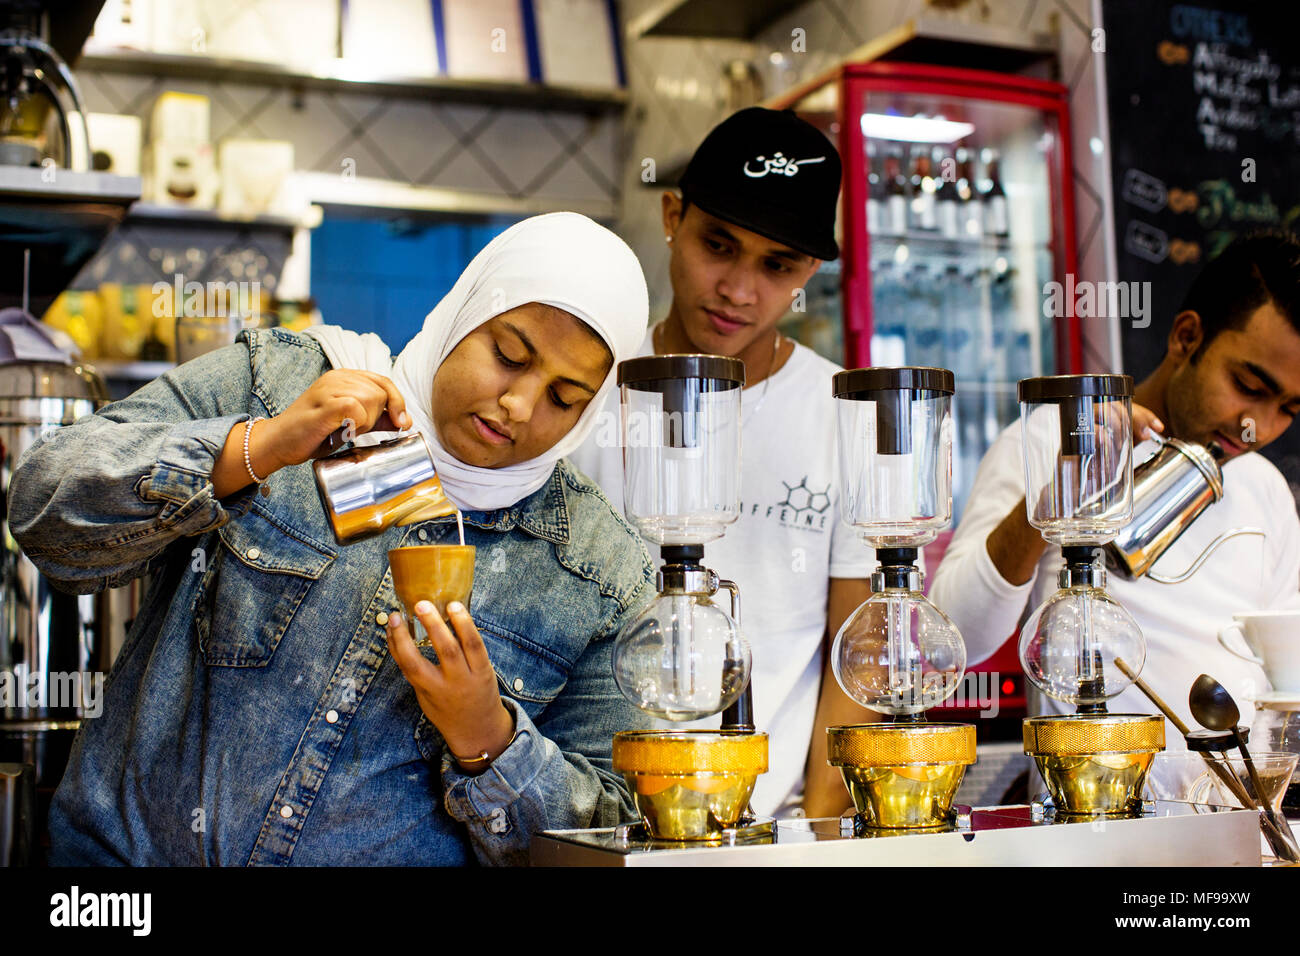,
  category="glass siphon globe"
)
[1018,585,1145,706]
[612,592,752,721]
[831,590,966,716]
